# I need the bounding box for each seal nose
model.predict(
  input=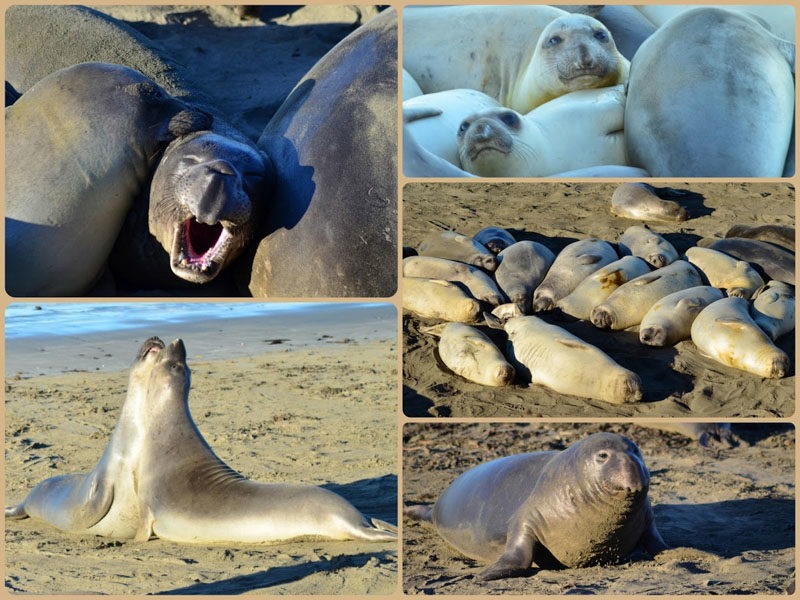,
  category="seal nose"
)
[472,120,496,142]
[167,338,187,361]
[189,160,250,225]
[577,43,595,68]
